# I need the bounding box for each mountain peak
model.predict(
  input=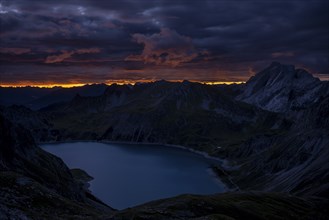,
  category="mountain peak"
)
[236,63,328,112]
